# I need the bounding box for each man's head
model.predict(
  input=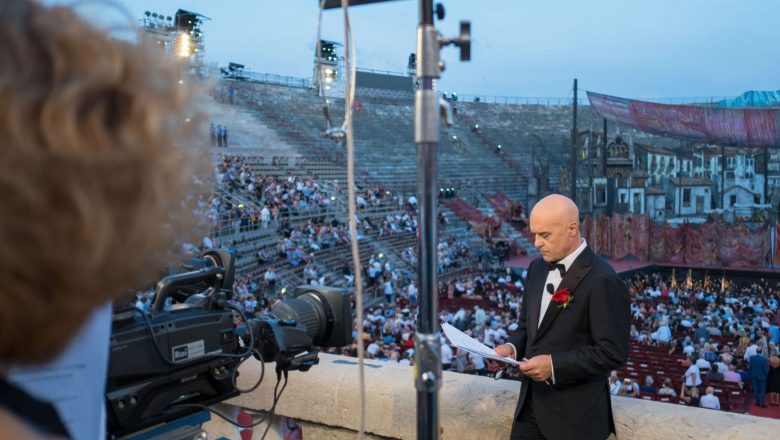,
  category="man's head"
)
[529,194,581,262]
[705,386,715,396]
